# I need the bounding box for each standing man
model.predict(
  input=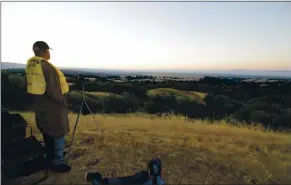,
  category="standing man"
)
[25,41,71,172]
